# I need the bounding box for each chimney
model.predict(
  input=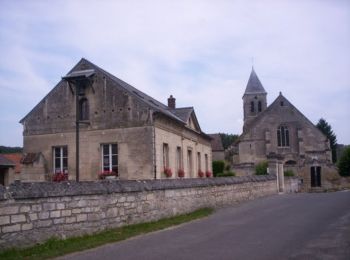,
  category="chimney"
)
[168,95,176,109]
